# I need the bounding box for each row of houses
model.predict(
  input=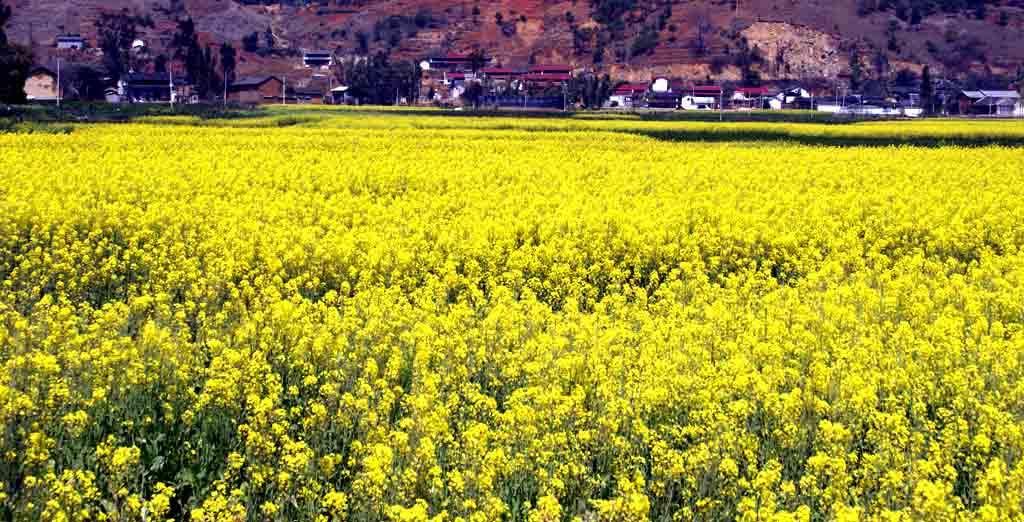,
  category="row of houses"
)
[604,77,1024,117]
[421,54,574,103]
[19,49,1024,116]
[21,66,336,105]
